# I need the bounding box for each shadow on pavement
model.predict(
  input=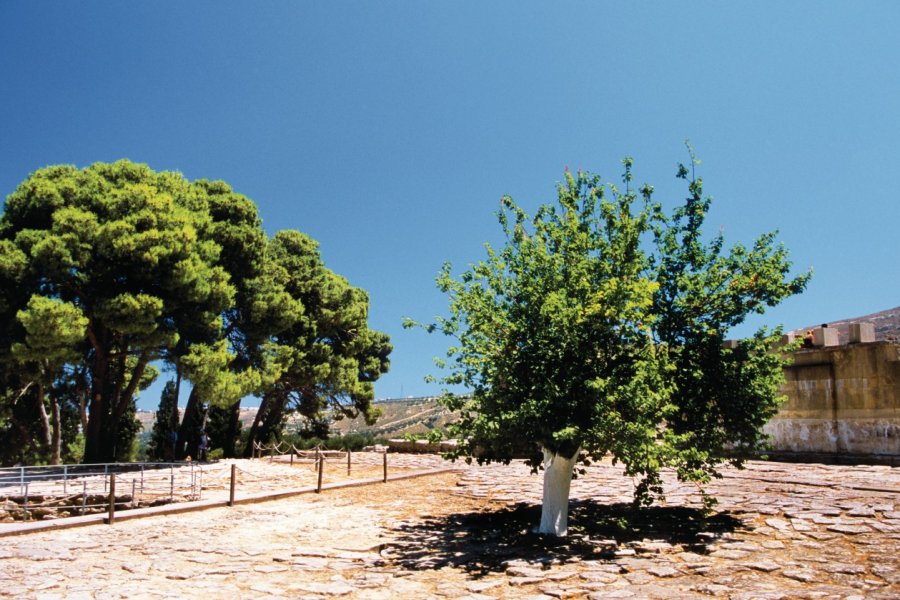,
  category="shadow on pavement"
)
[385,500,745,576]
